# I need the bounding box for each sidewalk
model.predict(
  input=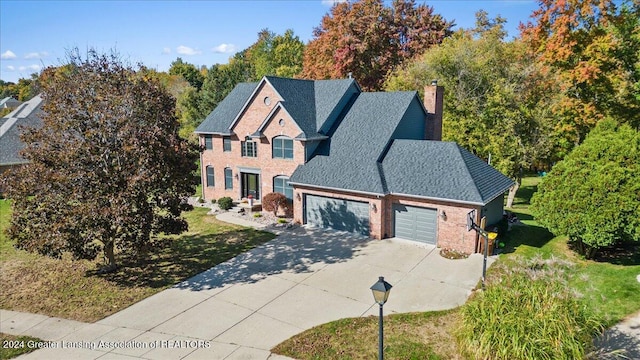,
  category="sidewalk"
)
[1,308,294,359]
[592,312,640,359]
